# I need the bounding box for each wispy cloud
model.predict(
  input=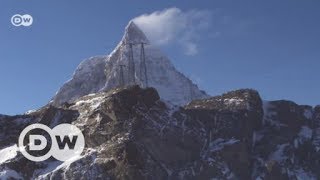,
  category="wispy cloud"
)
[133,8,214,56]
